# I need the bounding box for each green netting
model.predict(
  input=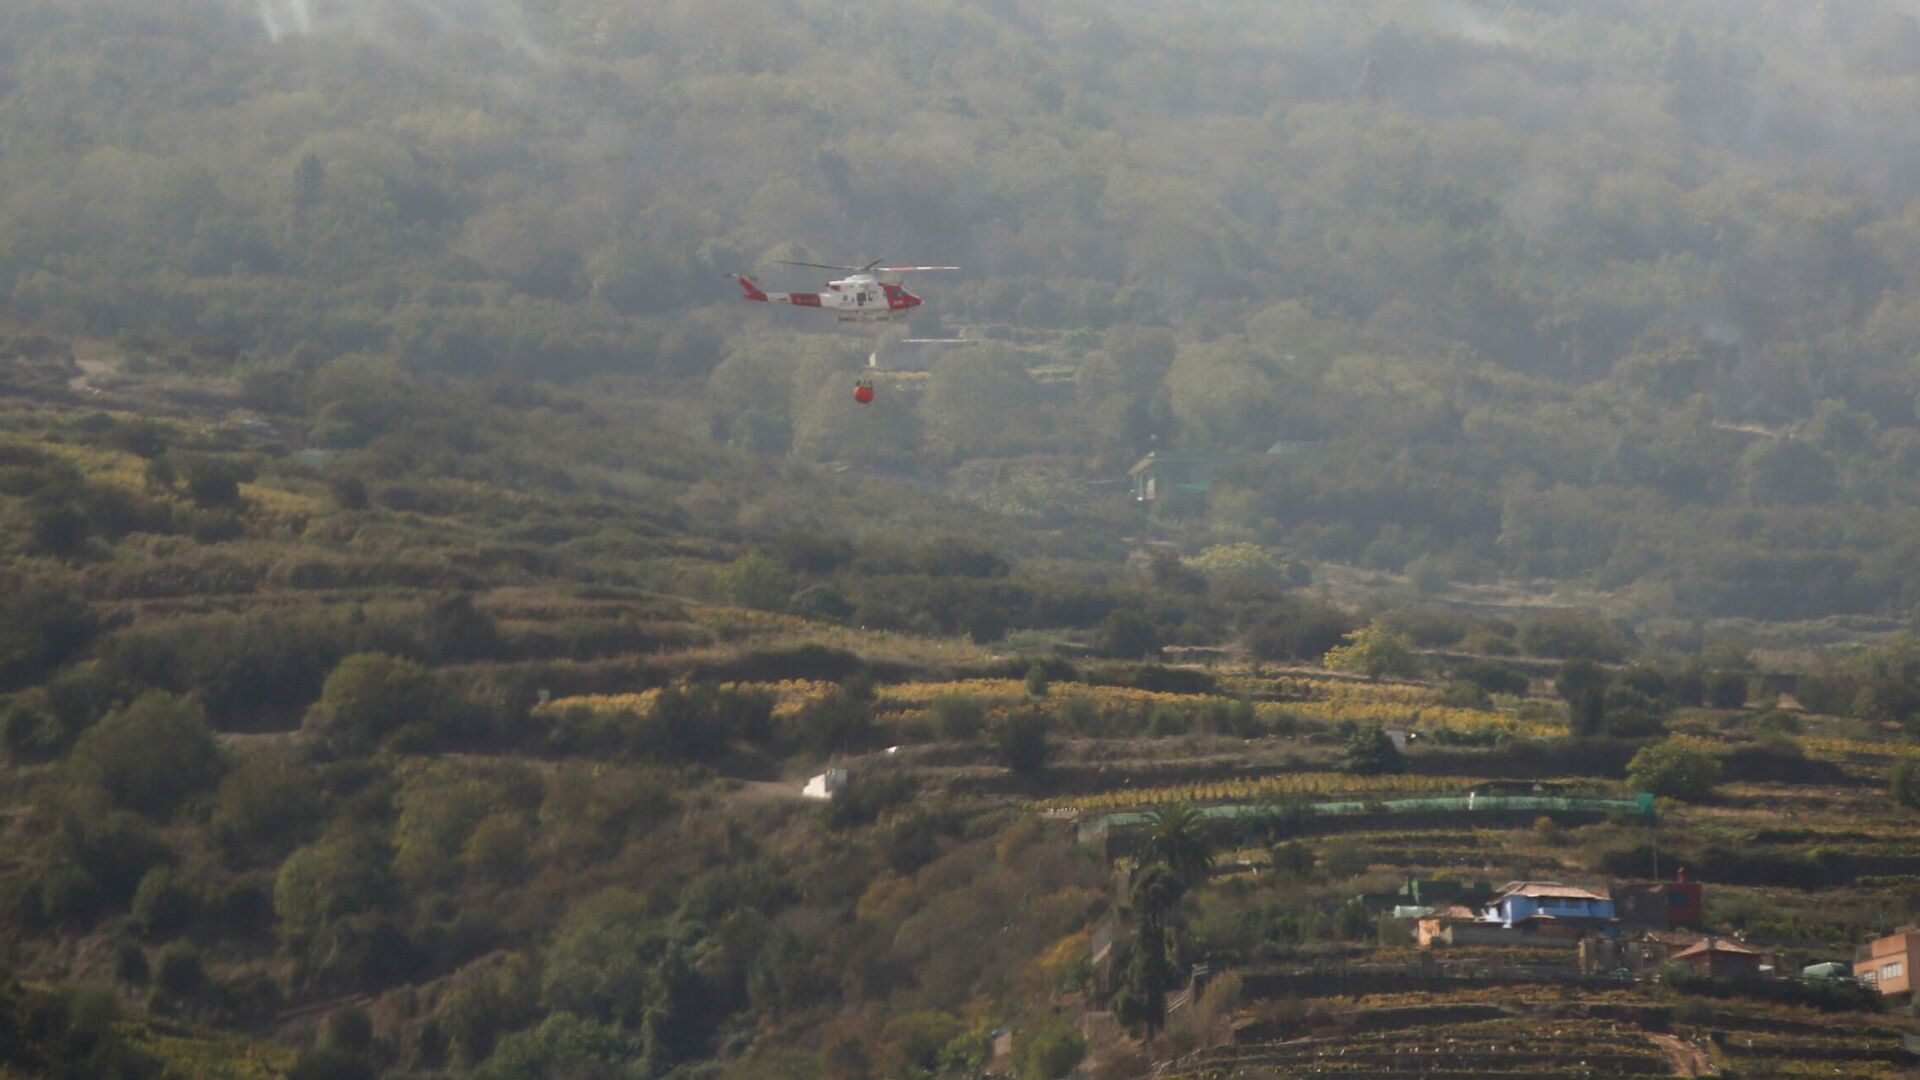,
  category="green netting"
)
[1087,792,1655,832]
